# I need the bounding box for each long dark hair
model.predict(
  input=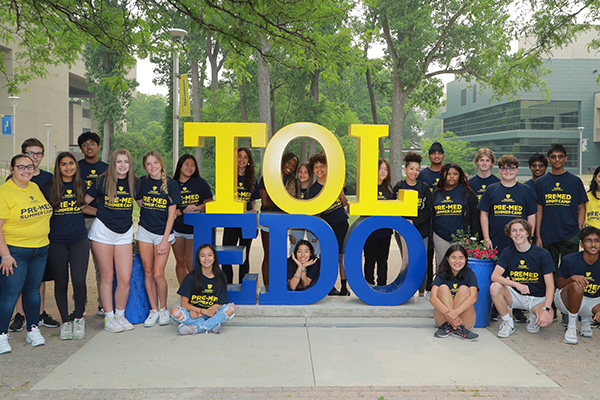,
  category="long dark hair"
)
[282,151,299,197]
[238,147,256,192]
[437,244,469,281]
[591,166,600,200]
[437,162,470,192]
[173,153,200,181]
[194,243,227,295]
[49,152,86,210]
